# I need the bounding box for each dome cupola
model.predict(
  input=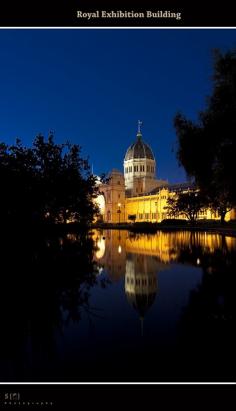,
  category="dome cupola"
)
[125,126,155,161]
[124,121,157,196]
